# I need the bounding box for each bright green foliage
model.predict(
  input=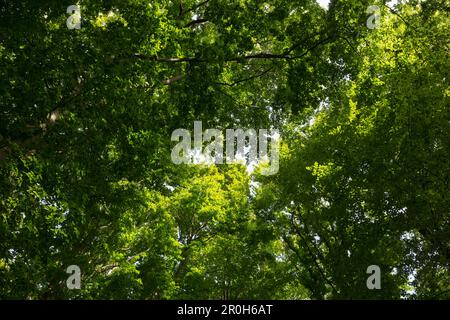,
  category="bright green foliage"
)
[0,0,449,299]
